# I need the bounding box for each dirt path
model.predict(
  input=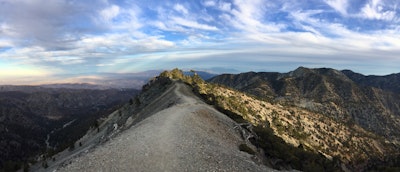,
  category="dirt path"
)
[55,82,274,172]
